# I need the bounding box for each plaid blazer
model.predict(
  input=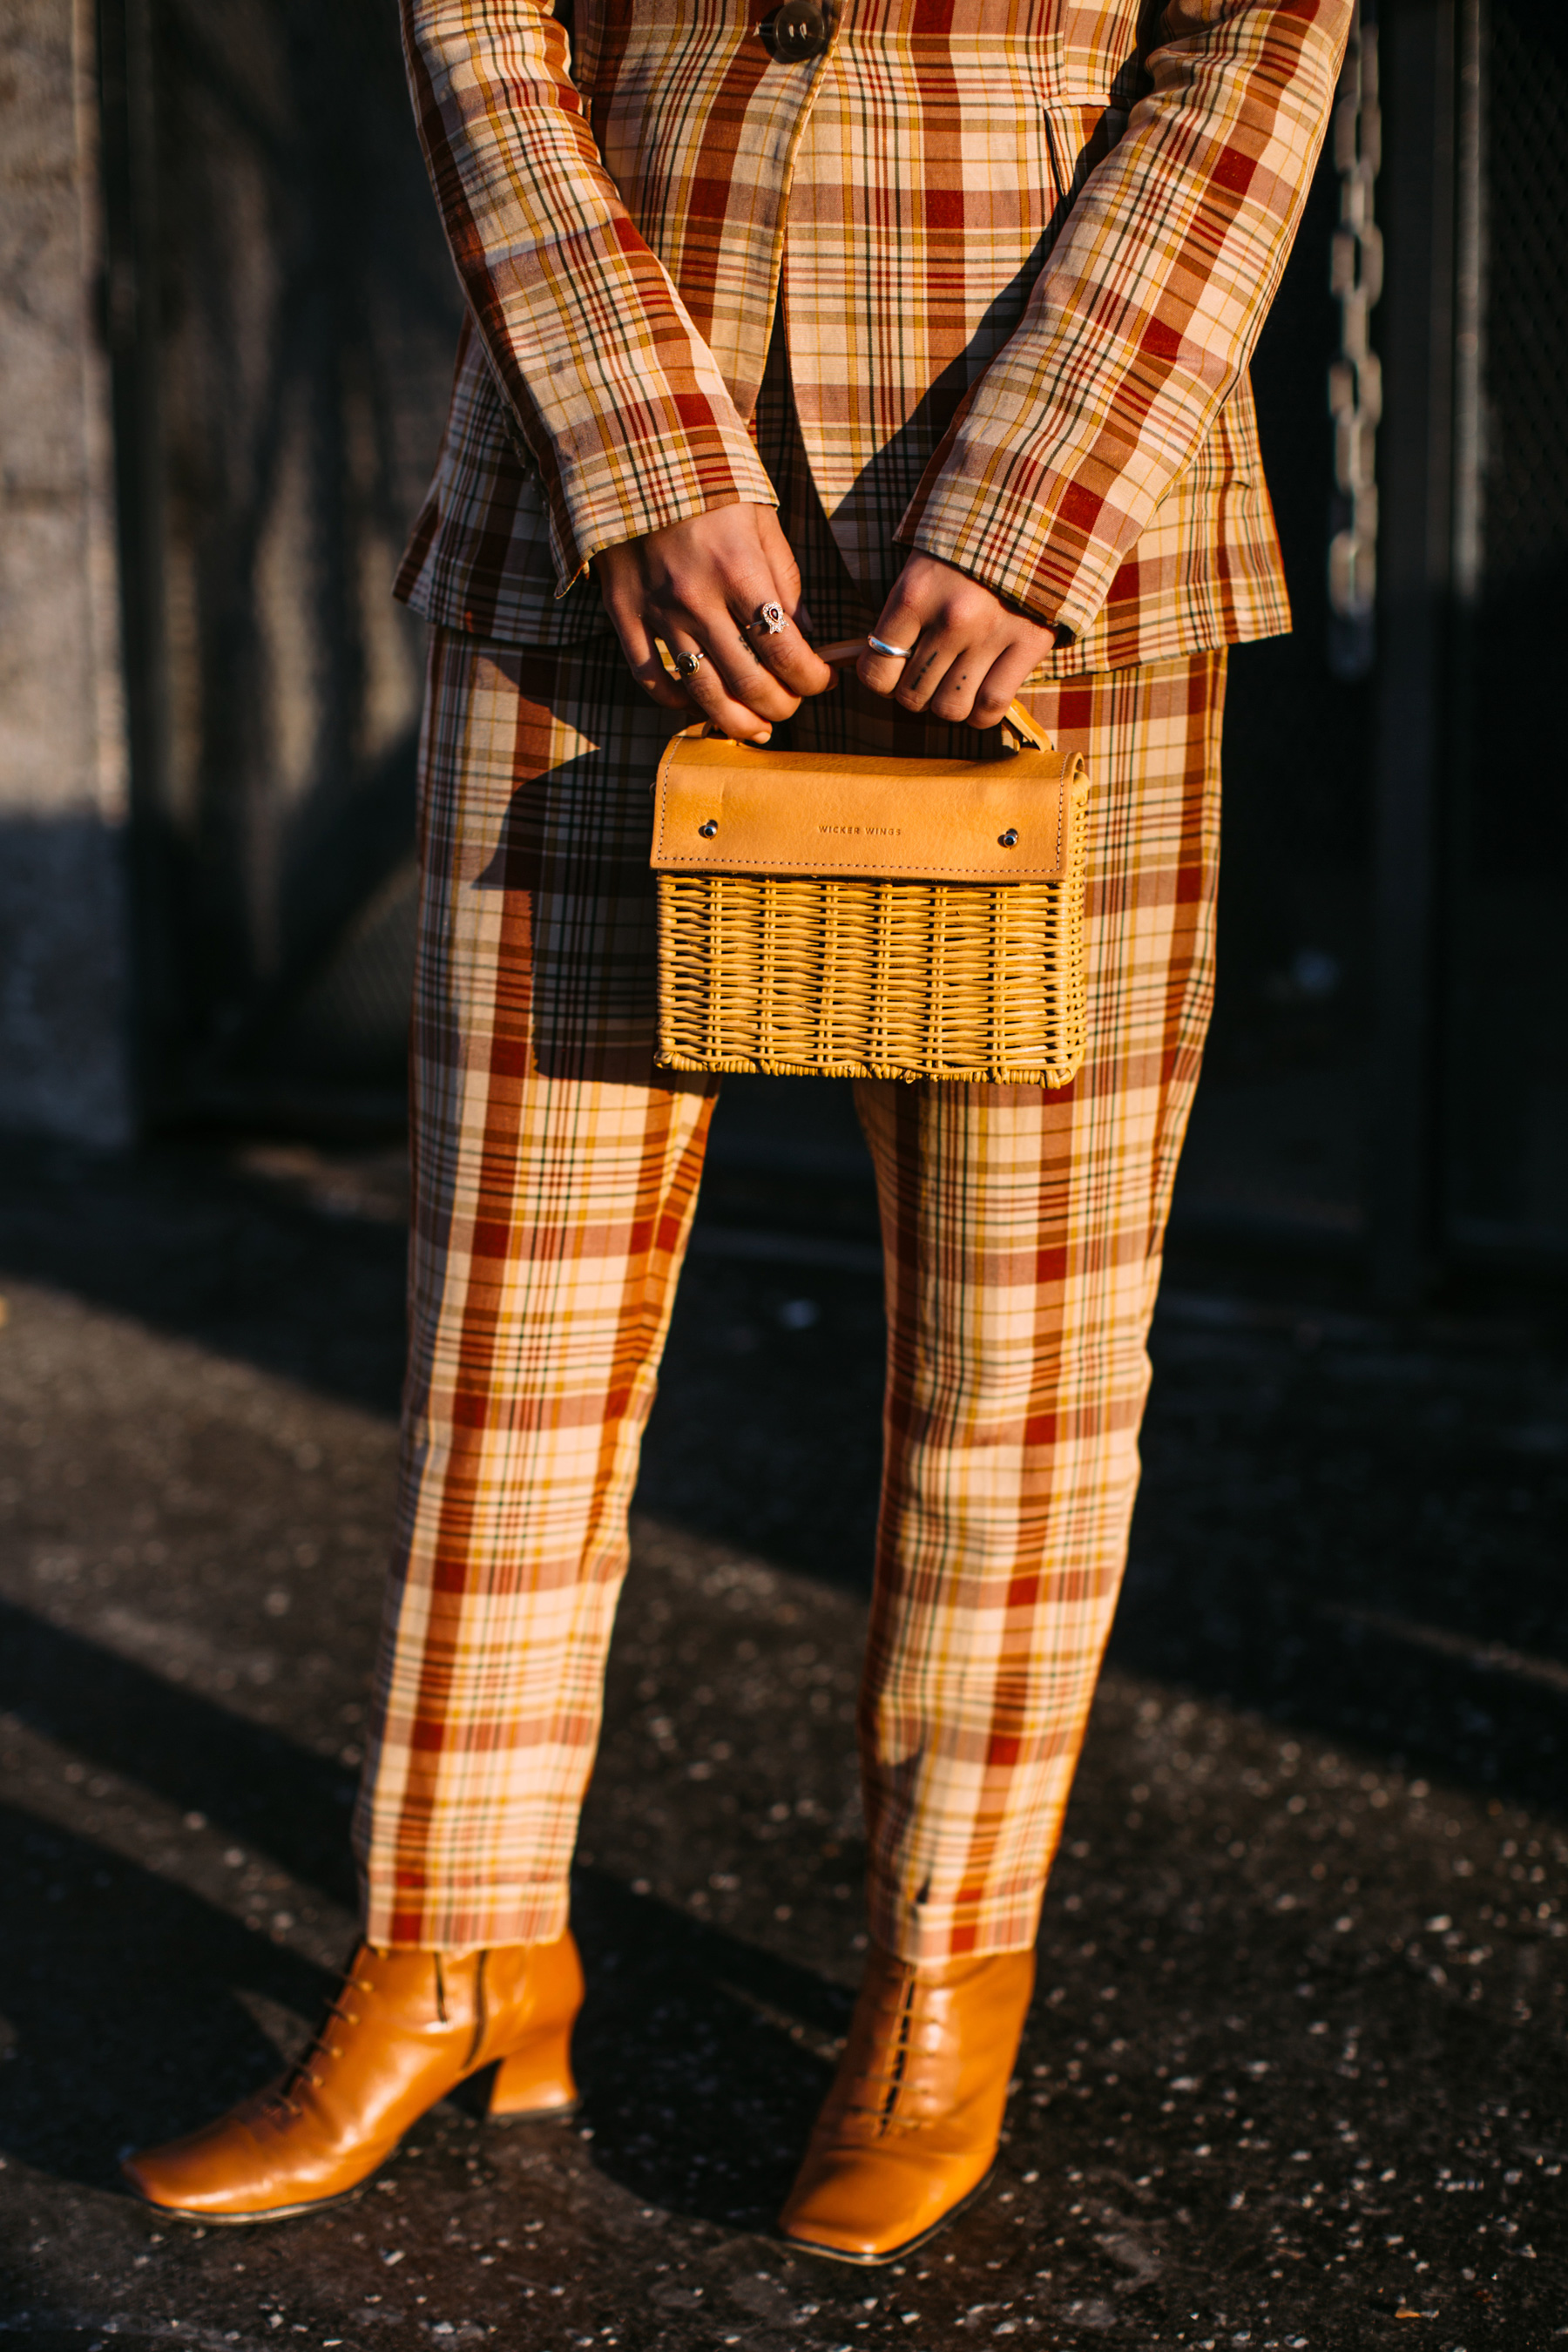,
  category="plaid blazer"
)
[395,0,1348,675]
